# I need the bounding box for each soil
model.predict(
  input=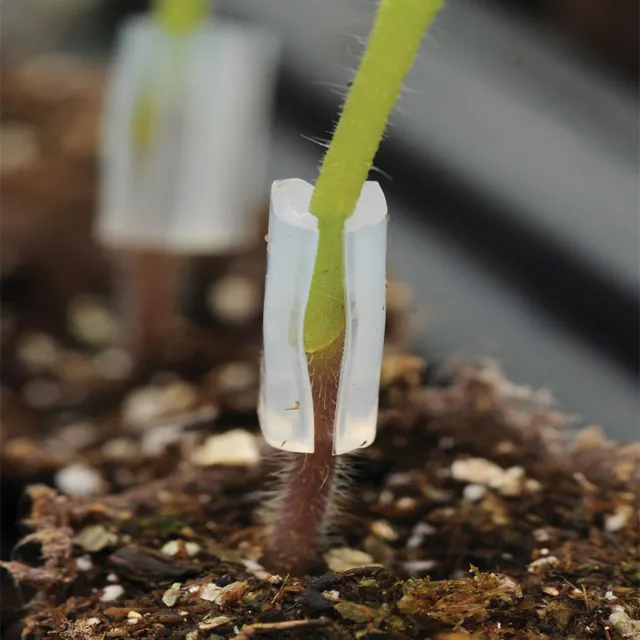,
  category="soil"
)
[1,57,639,640]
